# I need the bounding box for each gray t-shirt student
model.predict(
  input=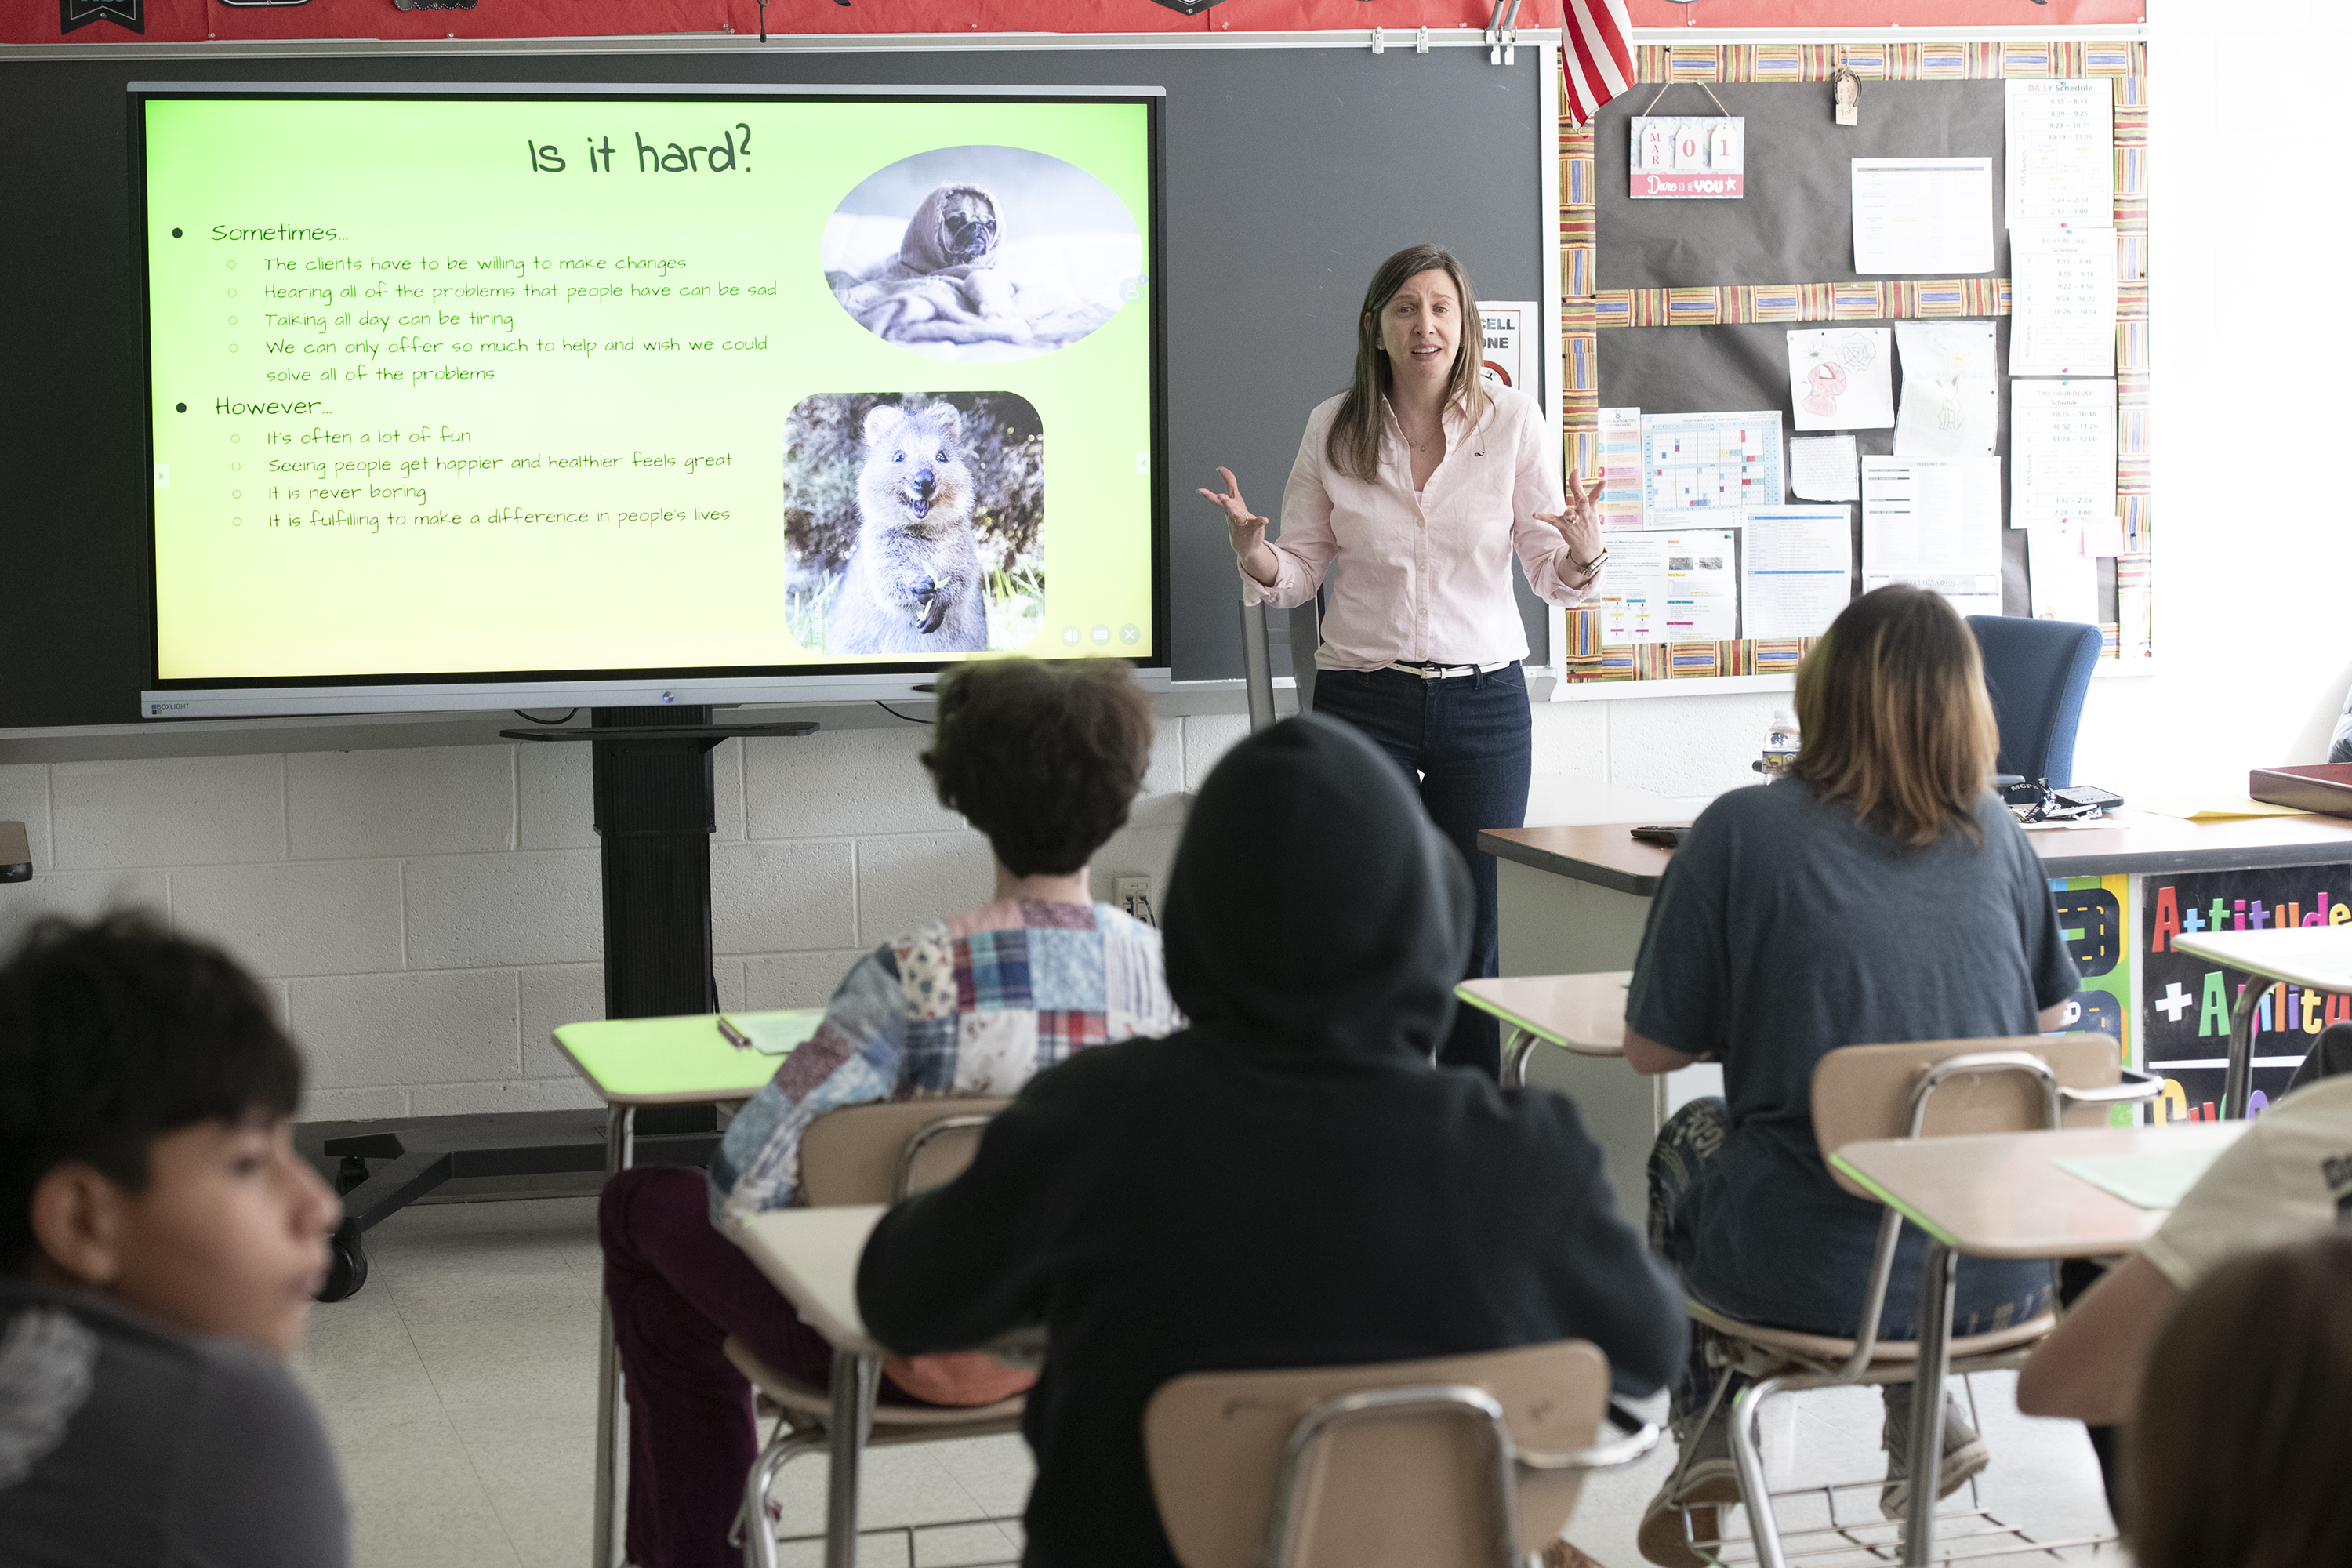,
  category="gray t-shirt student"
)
[1627,782,2078,1338]
[0,1276,346,1567]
